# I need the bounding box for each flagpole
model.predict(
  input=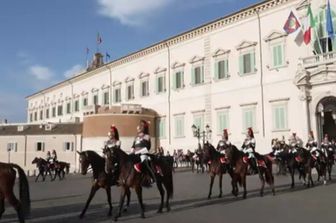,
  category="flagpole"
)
[309,0,323,54]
